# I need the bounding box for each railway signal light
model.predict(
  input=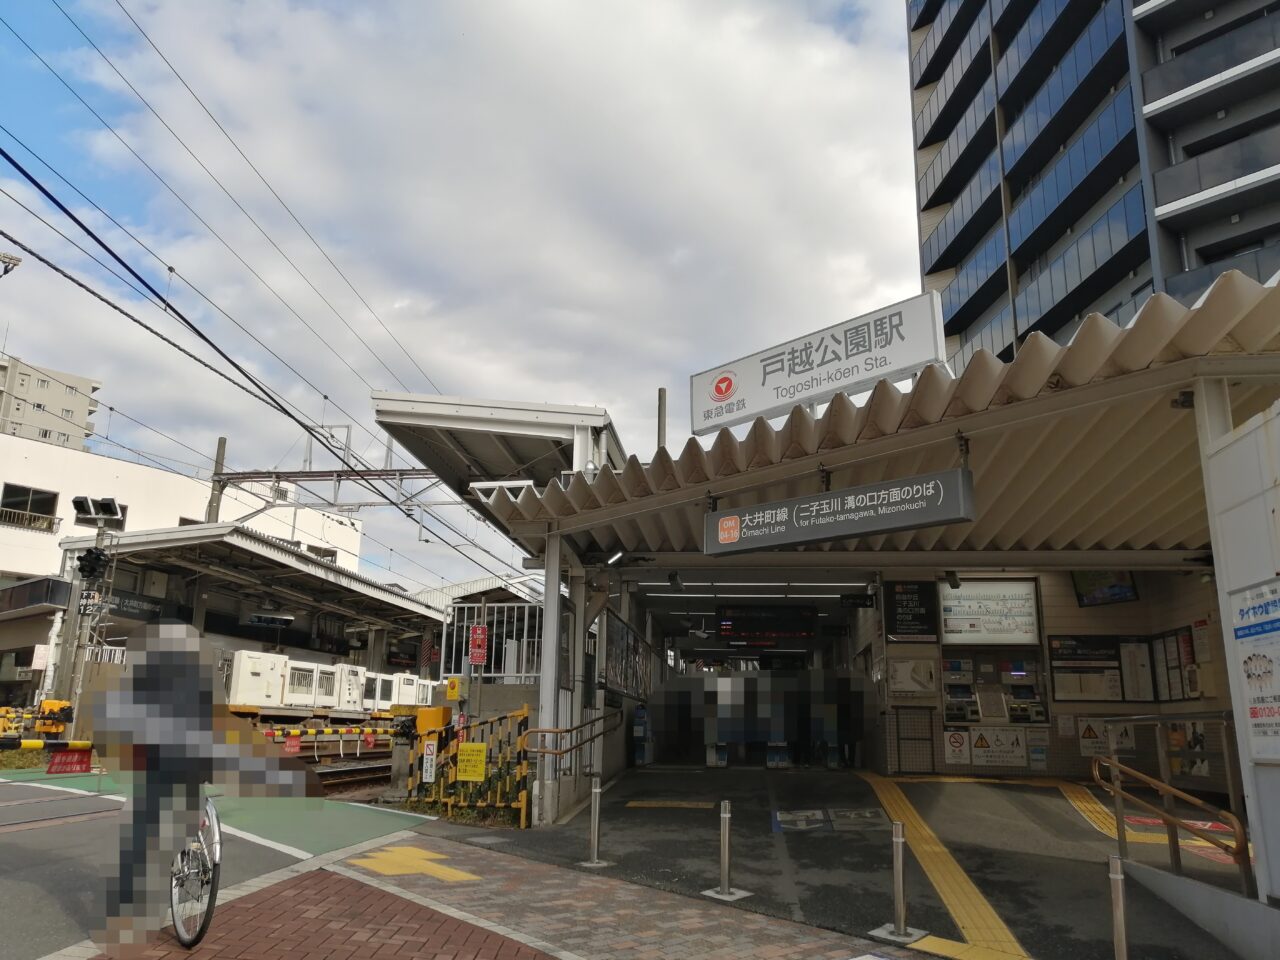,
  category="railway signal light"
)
[76,547,110,580]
